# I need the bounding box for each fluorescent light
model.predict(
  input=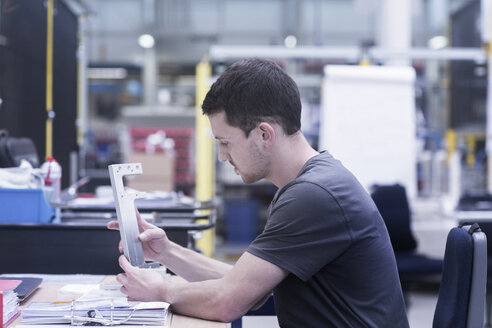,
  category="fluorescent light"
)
[138,34,155,49]
[88,68,128,79]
